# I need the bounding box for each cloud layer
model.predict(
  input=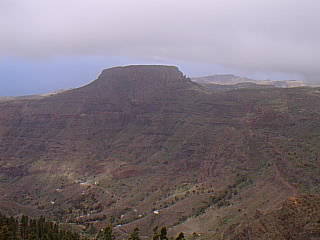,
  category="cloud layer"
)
[2,0,320,81]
